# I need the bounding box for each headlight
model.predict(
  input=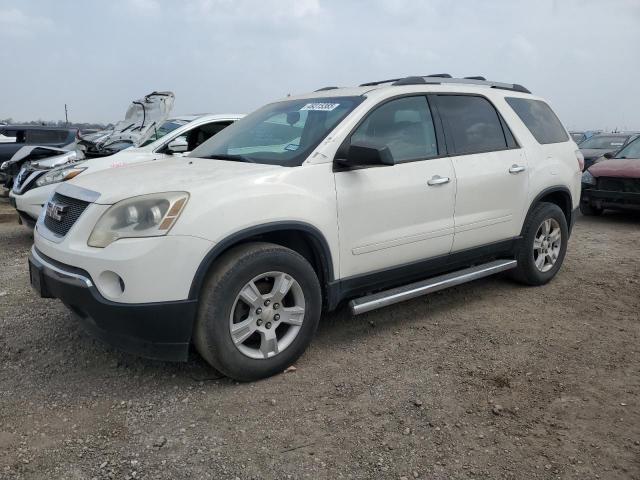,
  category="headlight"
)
[88,192,189,248]
[35,165,87,187]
